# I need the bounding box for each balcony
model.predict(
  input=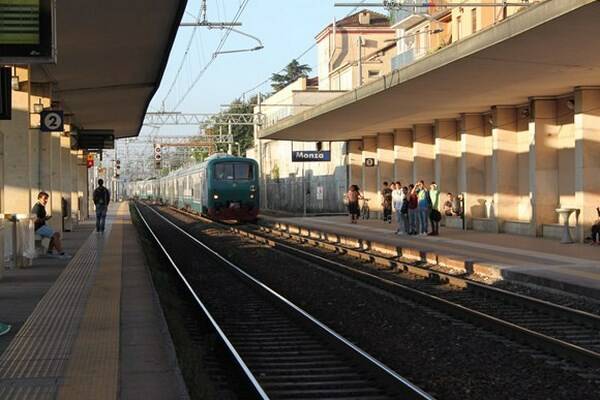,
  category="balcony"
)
[391,48,415,70]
